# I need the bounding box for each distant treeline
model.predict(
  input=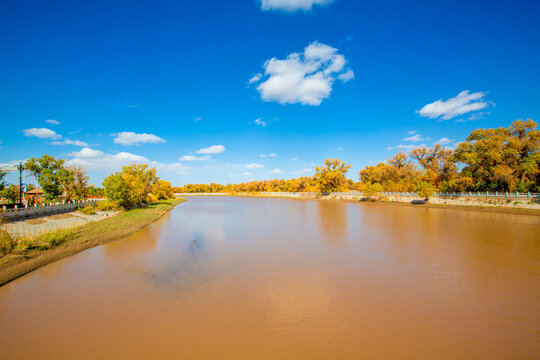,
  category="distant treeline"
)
[175,119,540,195]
